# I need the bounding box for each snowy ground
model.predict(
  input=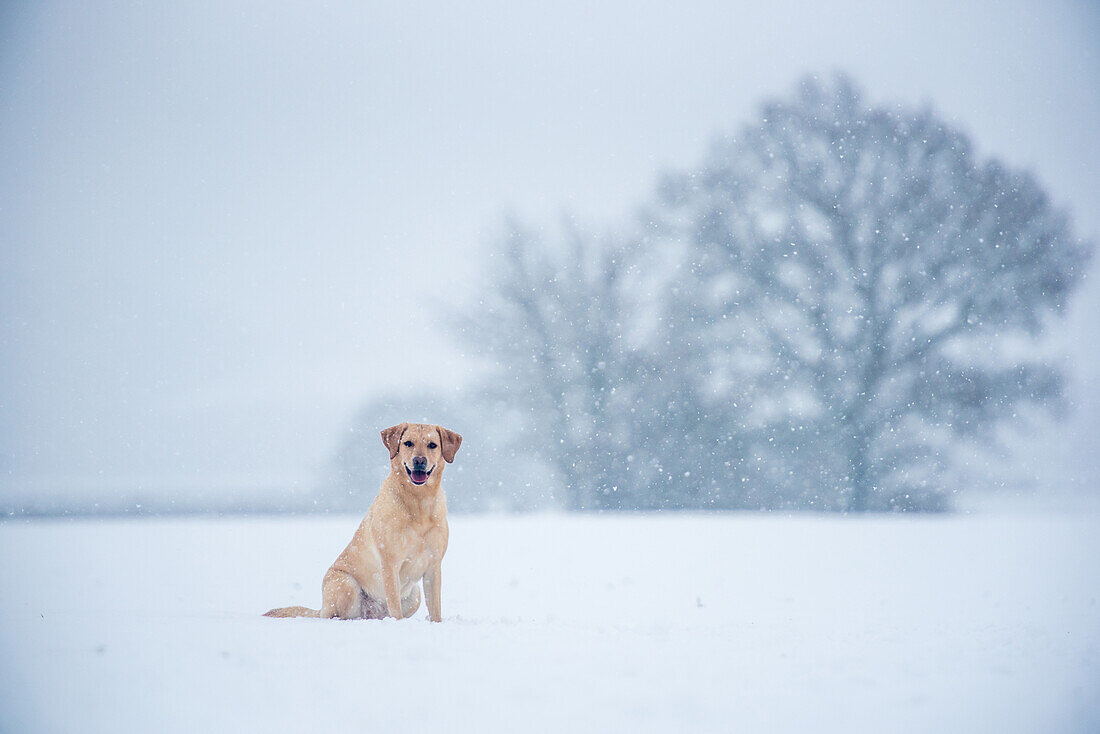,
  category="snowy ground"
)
[1,506,1098,733]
